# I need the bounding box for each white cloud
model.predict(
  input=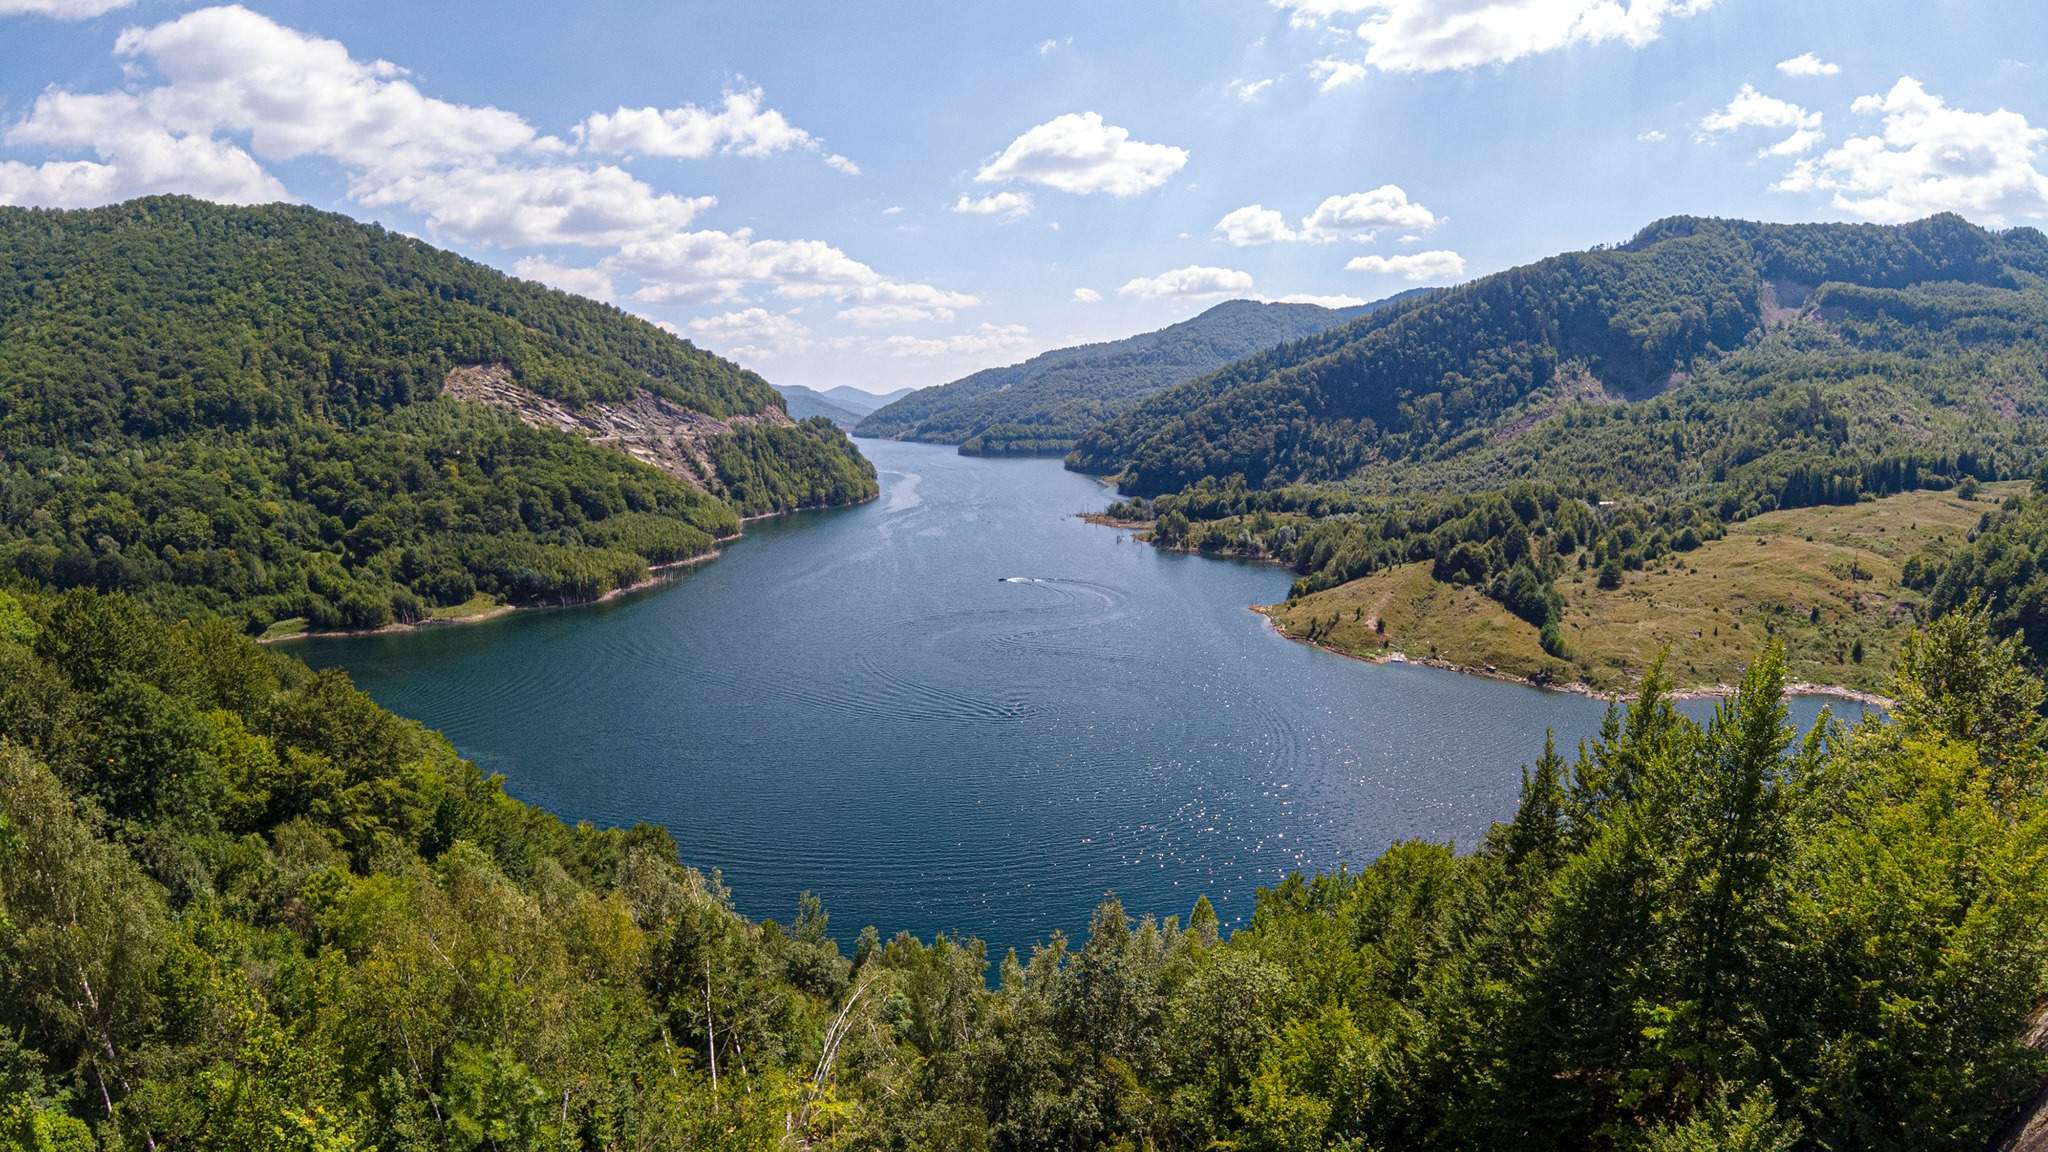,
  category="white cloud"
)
[1777,52,1840,78]
[611,228,979,310]
[108,6,537,175]
[0,90,285,207]
[576,86,855,174]
[1118,265,1256,299]
[1278,0,1716,75]
[1309,58,1367,91]
[1037,37,1071,54]
[1302,185,1436,235]
[952,190,1034,218]
[0,0,131,16]
[1699,84,1823,157]
[860,323,1034,359]
[1346,249,1466,281]
[882,205,904,215]
[513,256,617,301]
[1776,77,2048,225]
[686,307,812,359]
[1229,77,1279,102]
[354,164,715,247]
[1216,204,1302,245]
[1216,185,1437,246]
[1072,287,1103,303]
[837,302,956,325]
[1637,129,1668,143]
[975,111,1187,196]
